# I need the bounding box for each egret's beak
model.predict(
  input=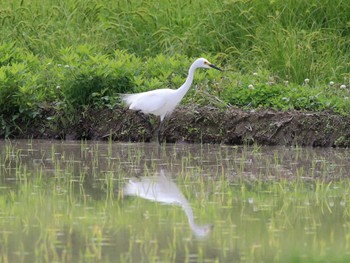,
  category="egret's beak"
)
[209,64,223,71]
